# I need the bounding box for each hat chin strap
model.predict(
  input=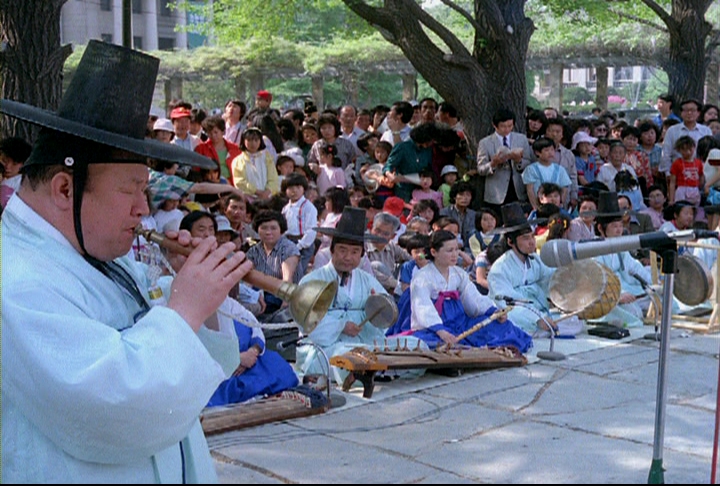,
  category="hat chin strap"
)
[72,164,91,257]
